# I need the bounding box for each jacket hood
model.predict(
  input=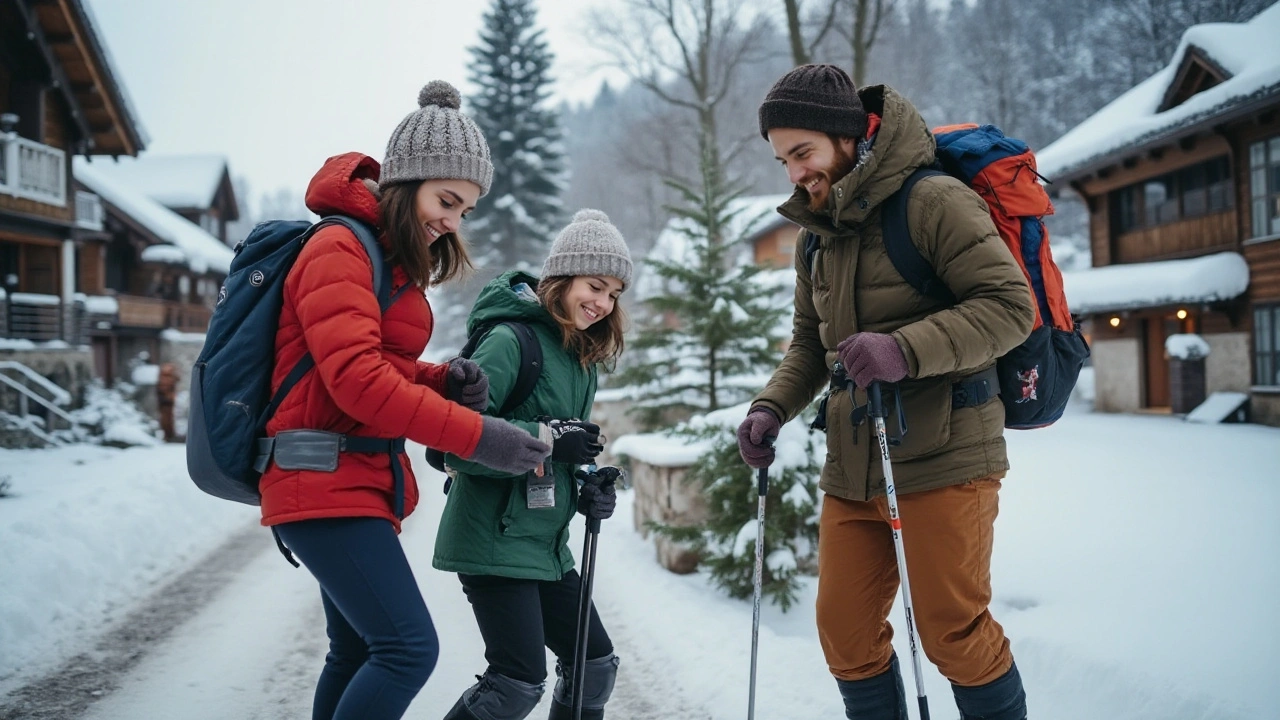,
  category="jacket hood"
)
[466,270,560,336]
[304,152,383,228]
[778,85,938,234]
